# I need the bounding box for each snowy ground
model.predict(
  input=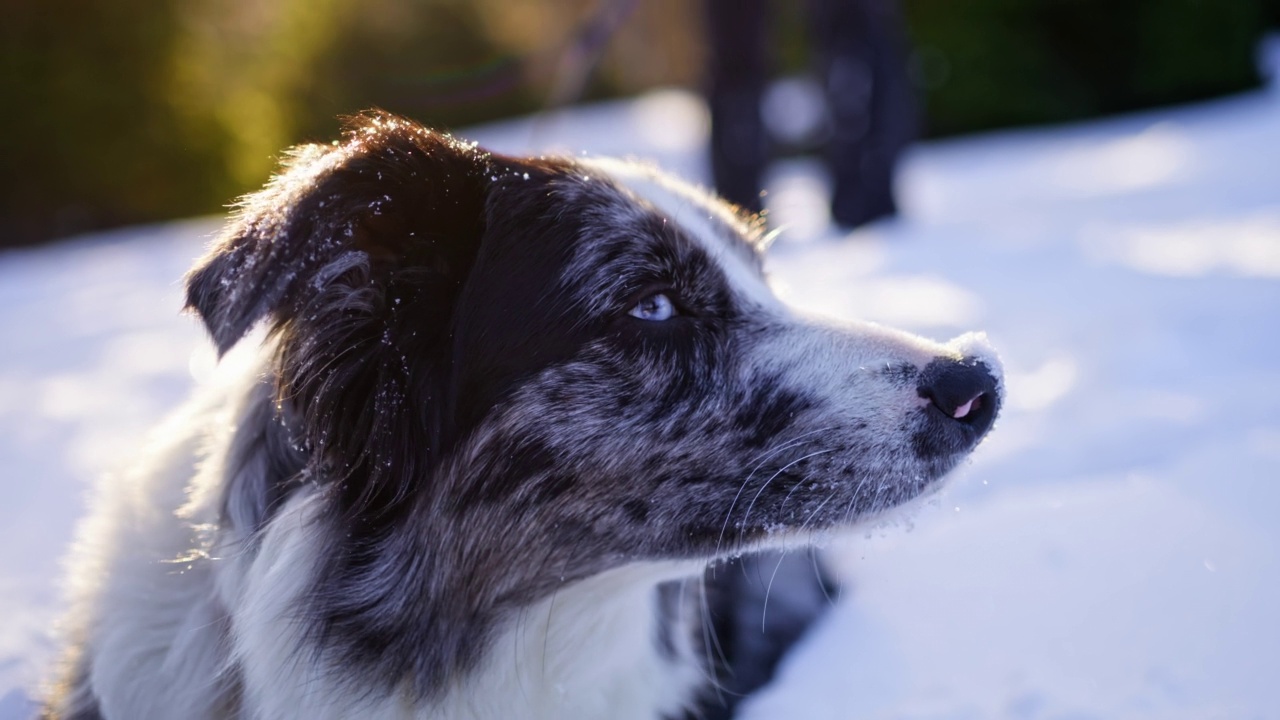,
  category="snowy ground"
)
[3,44,1279,718]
